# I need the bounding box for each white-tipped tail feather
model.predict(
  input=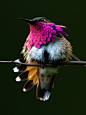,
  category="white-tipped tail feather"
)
[14,59,20,63]
[15,76,21,82]
[13,67,19,72]
[23,88,26,92]
[43,91,51,101]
